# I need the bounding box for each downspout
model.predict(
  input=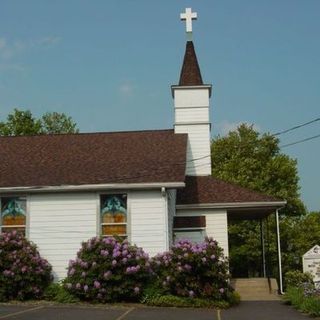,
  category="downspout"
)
[275,209,284,294]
